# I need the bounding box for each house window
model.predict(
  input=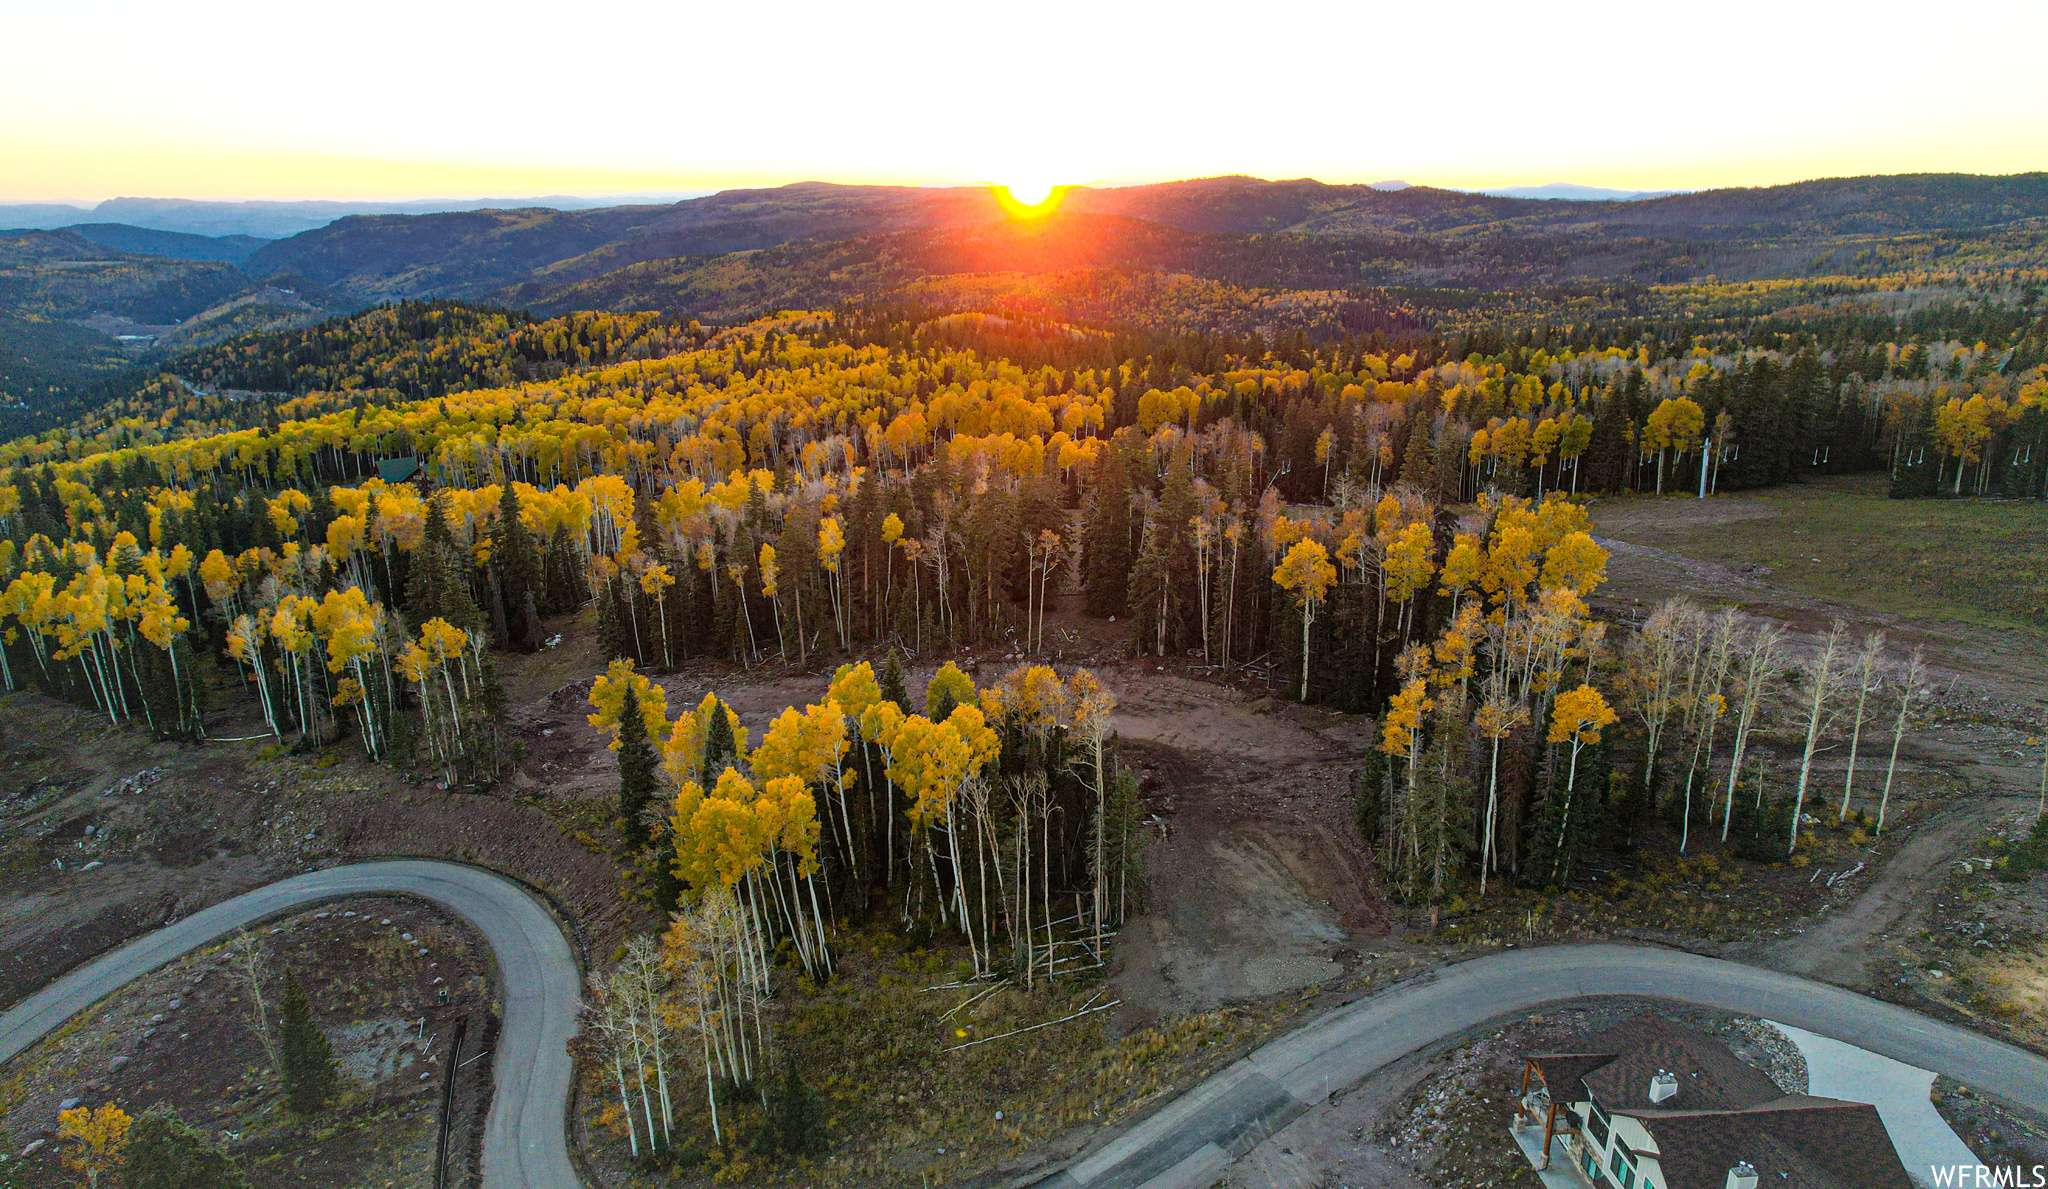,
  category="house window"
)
[1608,1145,1637,1189]
[1586,1097,1612,1150]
